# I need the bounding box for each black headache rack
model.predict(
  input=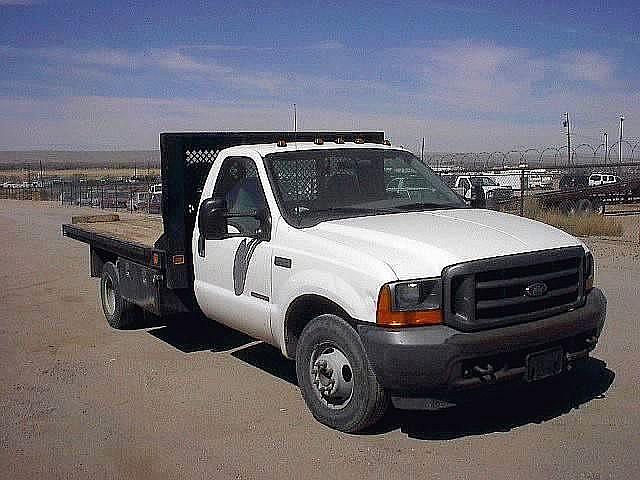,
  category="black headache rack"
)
[157,131,385,289]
